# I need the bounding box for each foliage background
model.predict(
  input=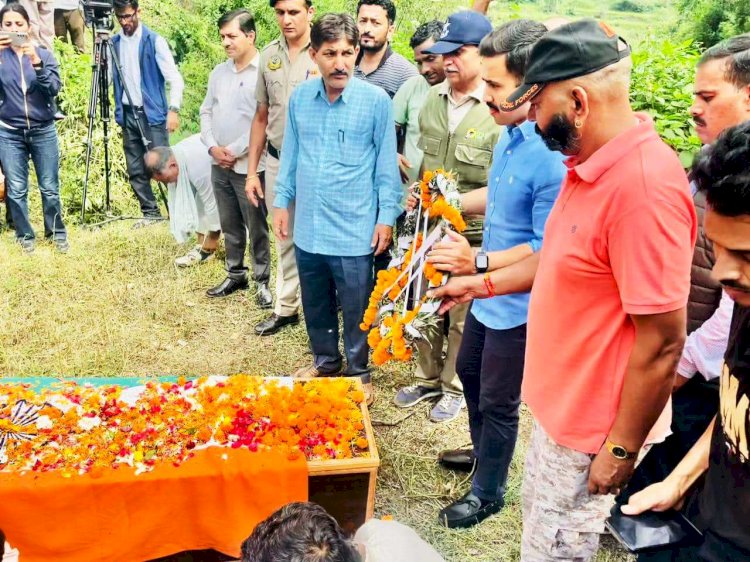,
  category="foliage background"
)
[53,0,704,220]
